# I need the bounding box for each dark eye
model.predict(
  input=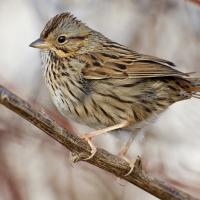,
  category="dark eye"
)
[57,35,67,44]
